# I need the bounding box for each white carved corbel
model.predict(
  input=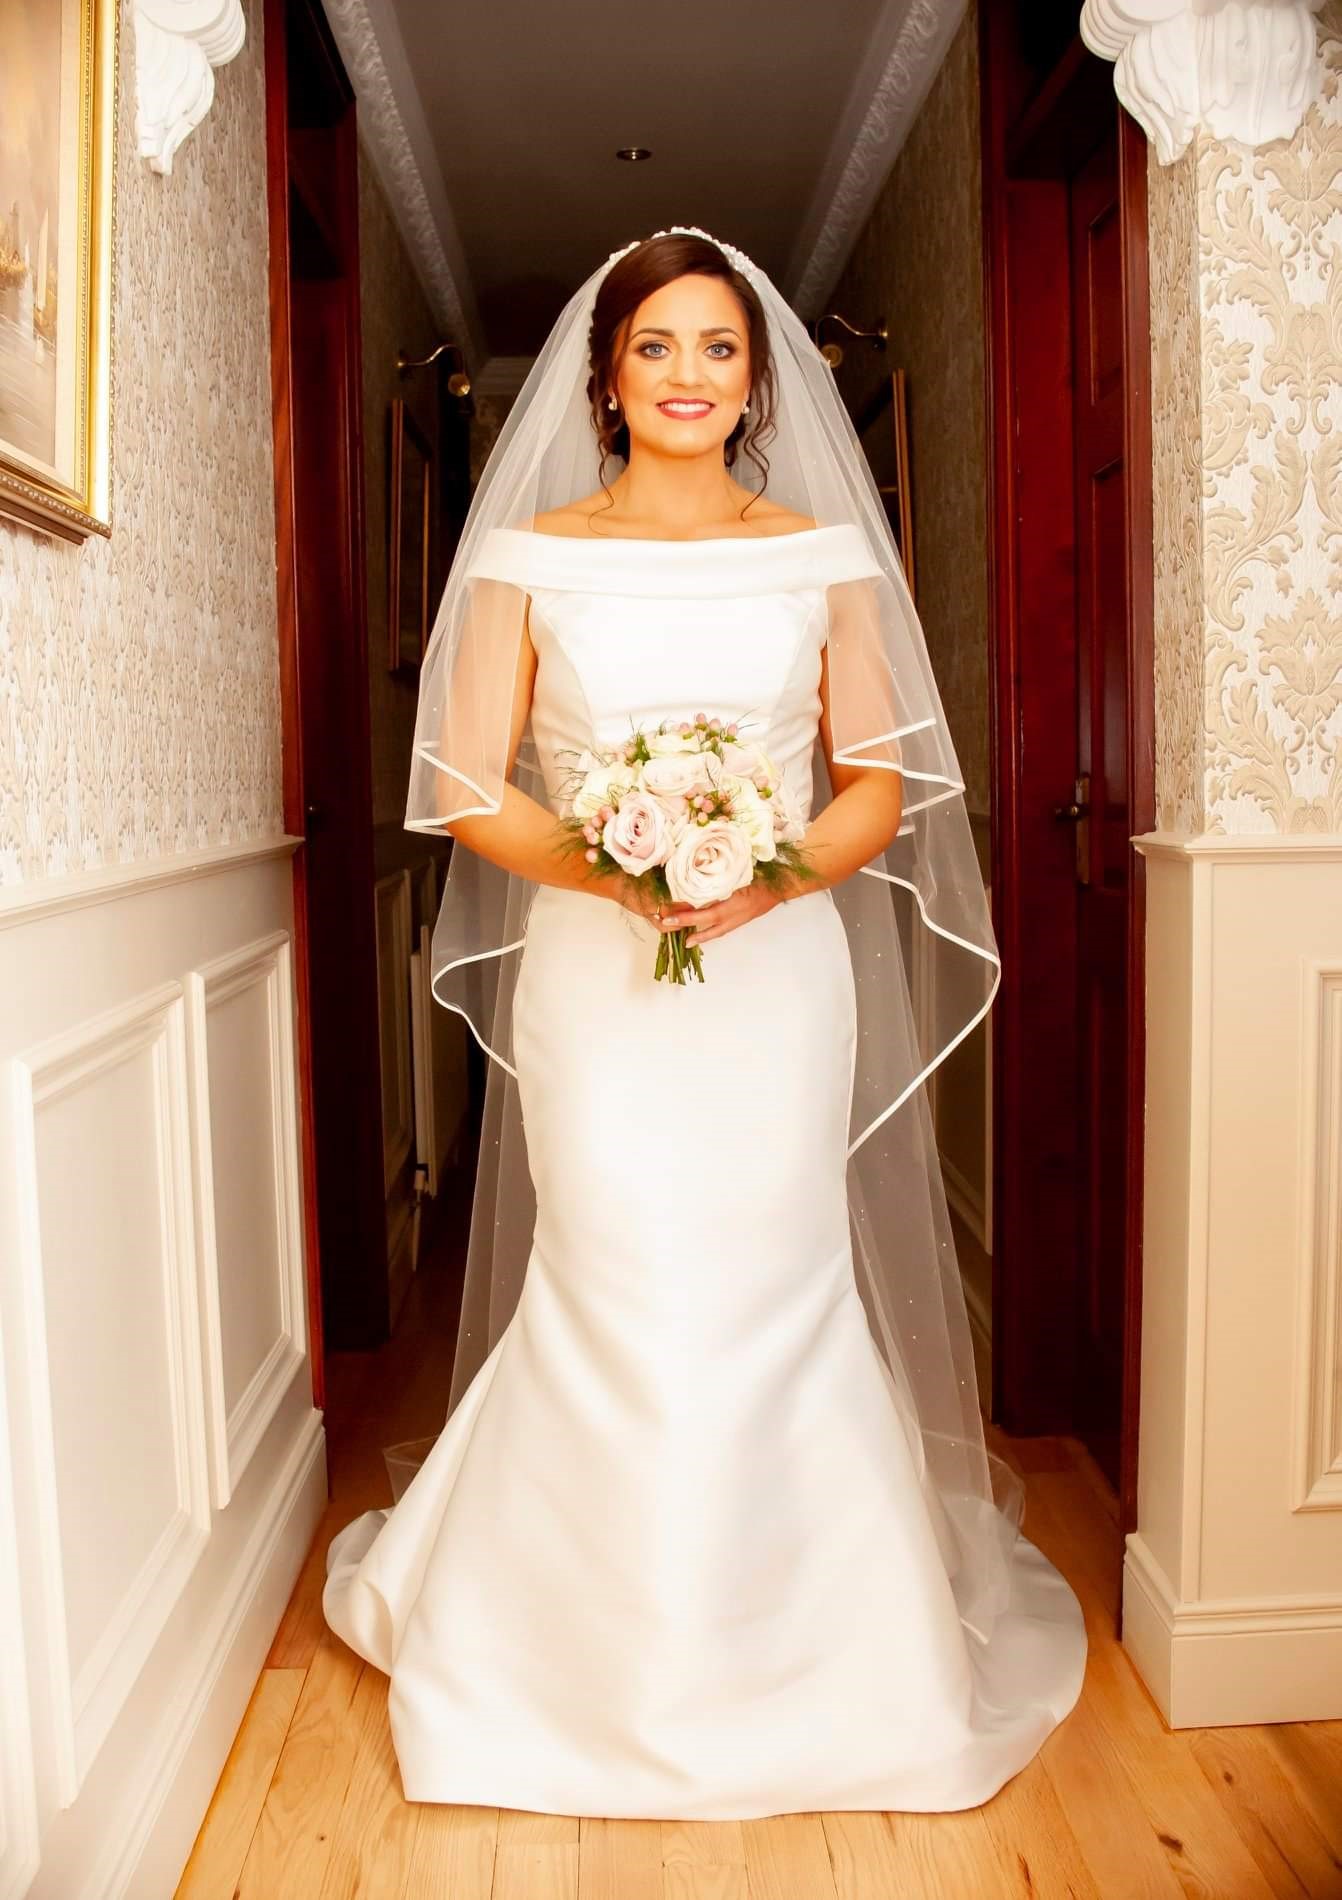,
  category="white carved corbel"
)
[1080,0,1326,163]
[135,0,246,175]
